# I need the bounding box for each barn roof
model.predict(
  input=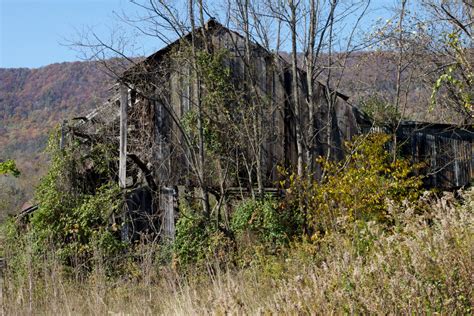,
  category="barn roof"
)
[398,121,474,140]
[73,19,354,131]
[123,18,350,101]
